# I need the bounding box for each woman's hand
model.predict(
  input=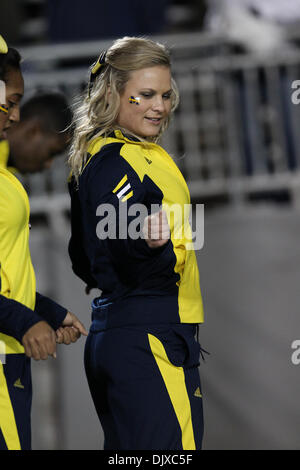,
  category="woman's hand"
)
[56,312,88,345]
[55,326,80,345]
[142,209,170,249]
